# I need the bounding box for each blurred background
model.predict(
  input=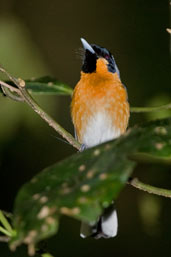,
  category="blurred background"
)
[0,0,171,256]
